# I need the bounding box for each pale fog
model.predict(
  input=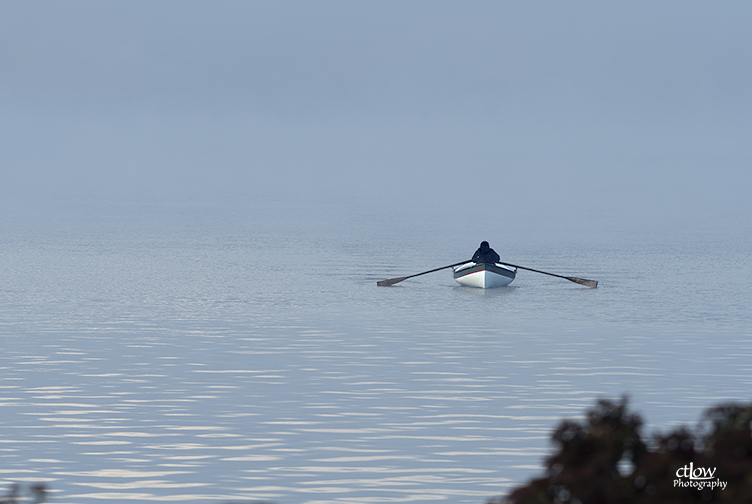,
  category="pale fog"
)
[1,2,752,503]
[3,1,750,227]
